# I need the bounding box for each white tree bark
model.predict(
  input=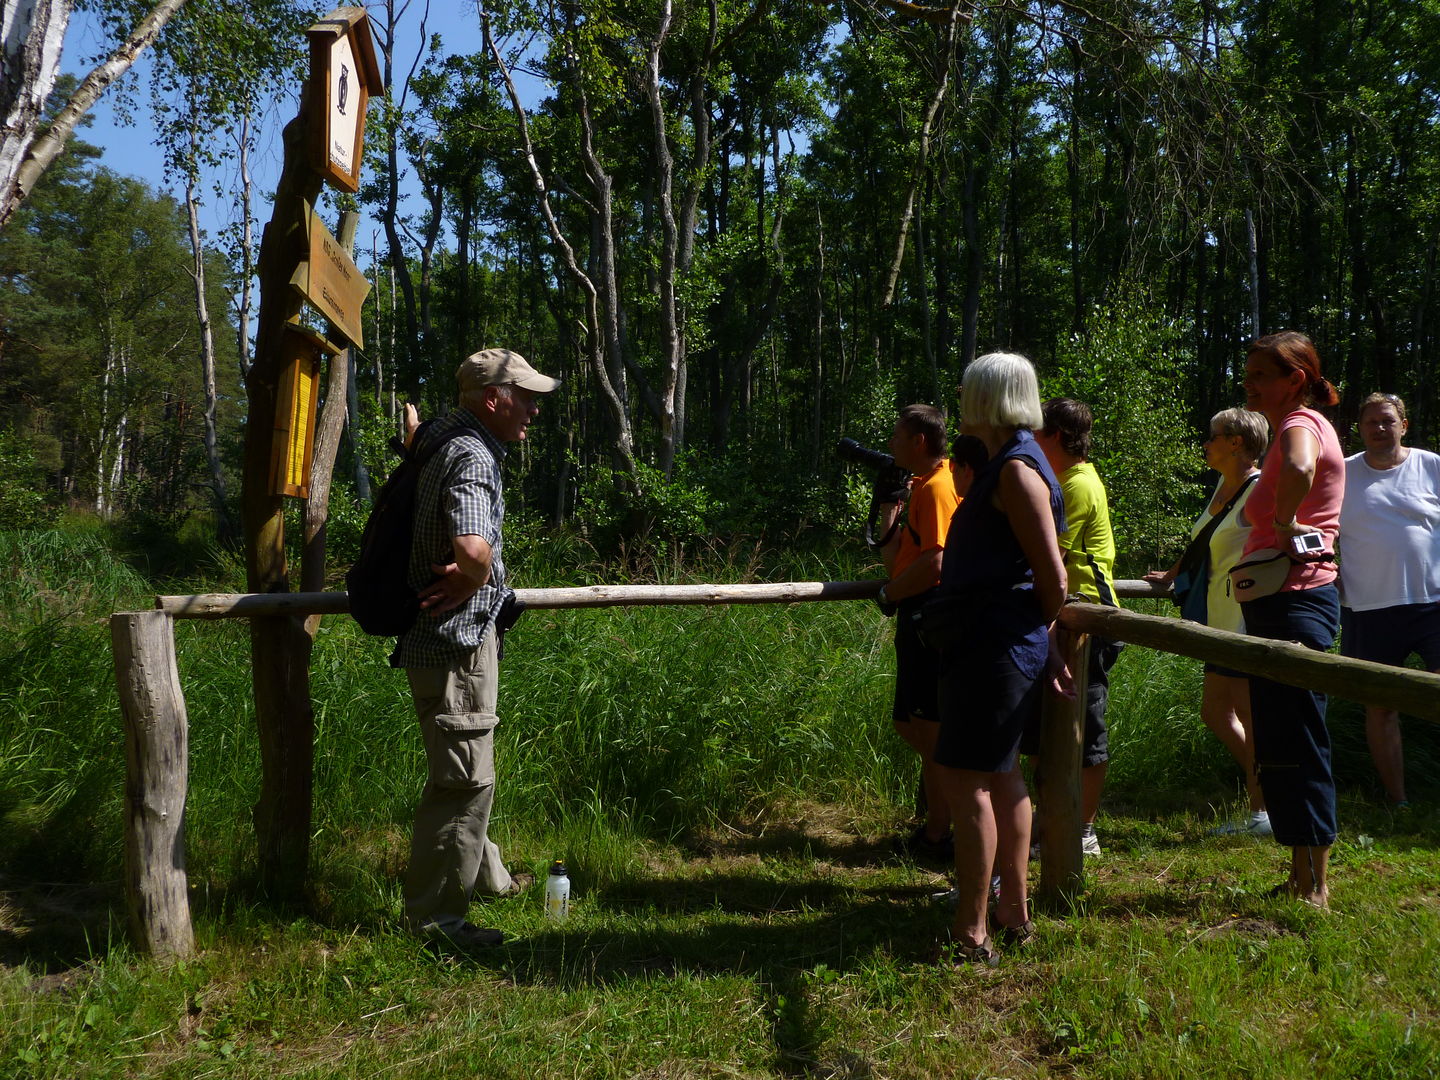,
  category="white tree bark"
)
[1,1,71,217]
[643,0,682,476]
[96,341,129,518]
[1,0,190,228]
[232,108,255,378]
[185,158,232,539]
[480,5,638,476]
